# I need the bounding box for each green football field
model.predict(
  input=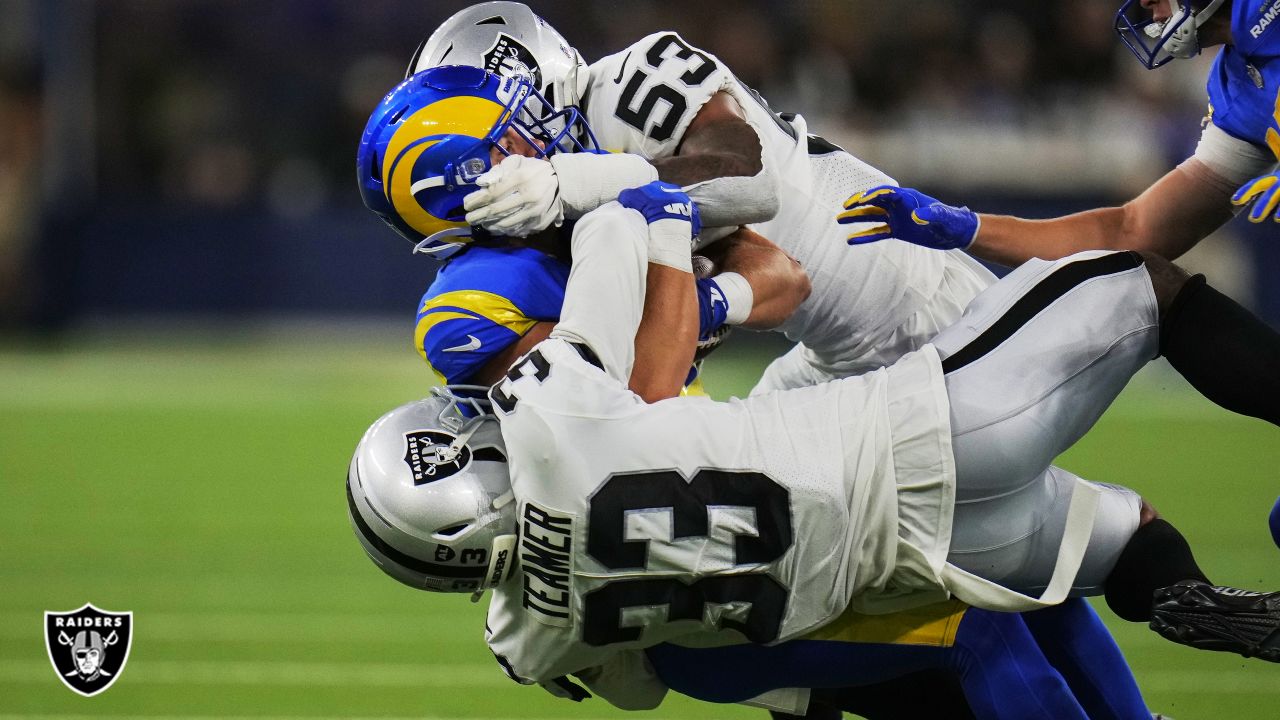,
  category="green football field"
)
[1,334,1277,719]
